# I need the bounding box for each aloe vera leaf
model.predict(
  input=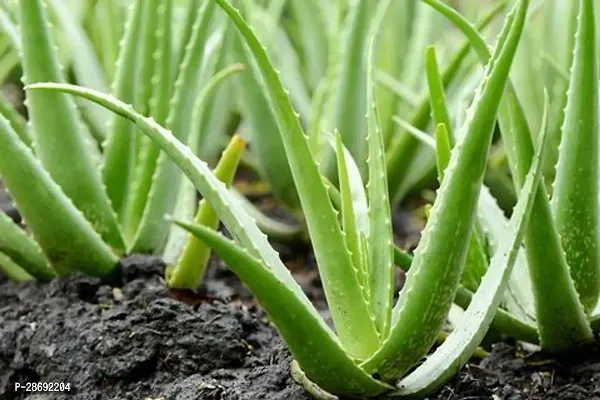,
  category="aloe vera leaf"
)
[542,1,578,181]
[551,0,600,313]
[385,0,508,205]
[0,49,19,82]
[307,79,331,158]
[175,0,199,67]
[215,0,381,359]
[162,173,196,266]
[0,92,29,146]
[362,0,529,381]
[92,0,124,83]
[393,242,539,344]
[230,28,301,212]
[0,251,33,281]
[0,6,19,51]
[396,92,549,397]
[168,135,245,289]
[230,189,305,246]
[0,115,118,276]
[121,0,164,238]
[0,210,54,281]
[101,0,143,225]
[194,24,234,160]
[434,123,452,181]
[171,221,391,397]
[46,0,110,138]
[18,0,124,251]
[425,47,453,143]
[131,1,220,252]
[321,0,371,179]
[288,0,328,91]
[332,132,369,296]
[376,0,415,144]
[376,70,420,108]
[122,0,172,239]
[422,0,593,351]
[247,8,311,121]
[365,6,394,338]
[189,62,244,157]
